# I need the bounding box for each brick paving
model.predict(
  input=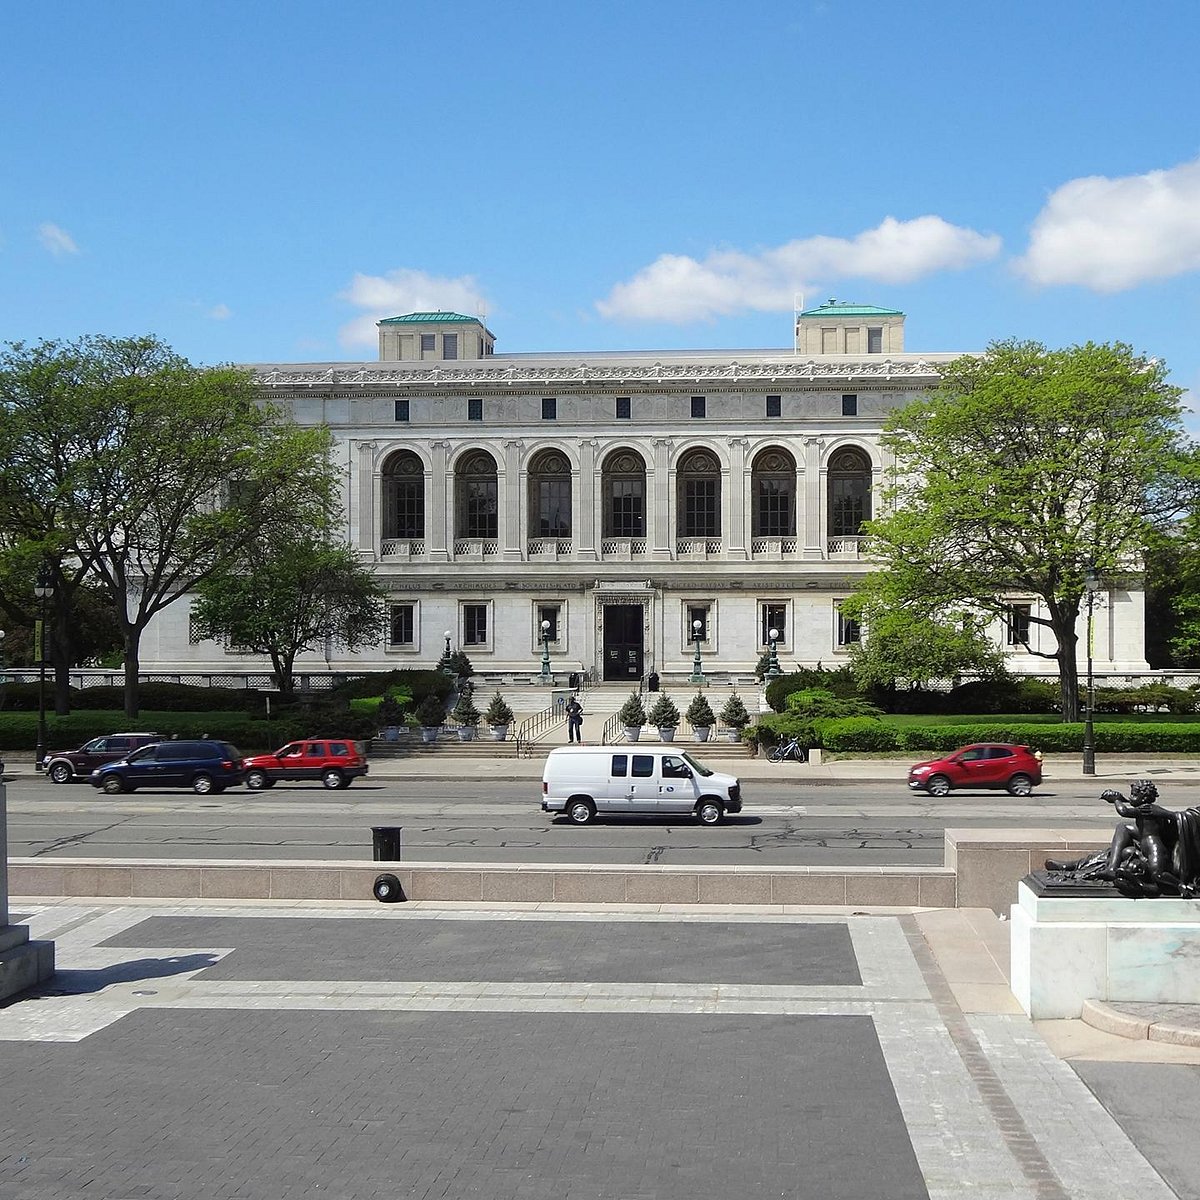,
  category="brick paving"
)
[0,901,1189,1199]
